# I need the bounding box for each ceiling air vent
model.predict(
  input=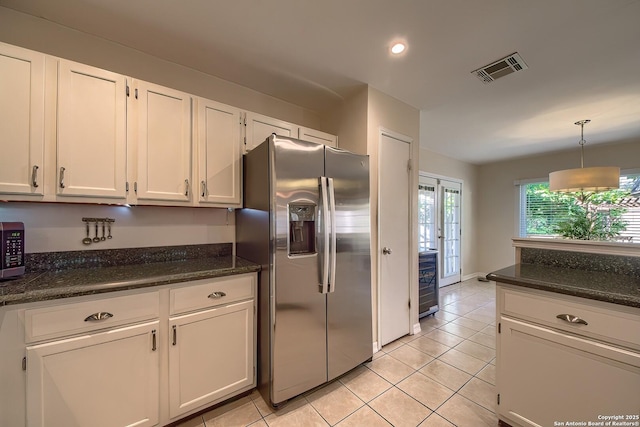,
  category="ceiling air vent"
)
[472,52,528,84]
